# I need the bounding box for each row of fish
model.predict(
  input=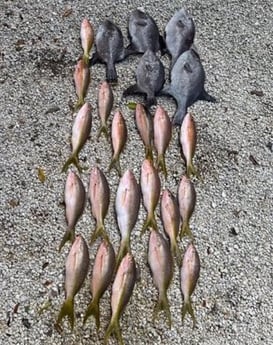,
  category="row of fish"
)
[80,8,216,125]
[54,8,206,345]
